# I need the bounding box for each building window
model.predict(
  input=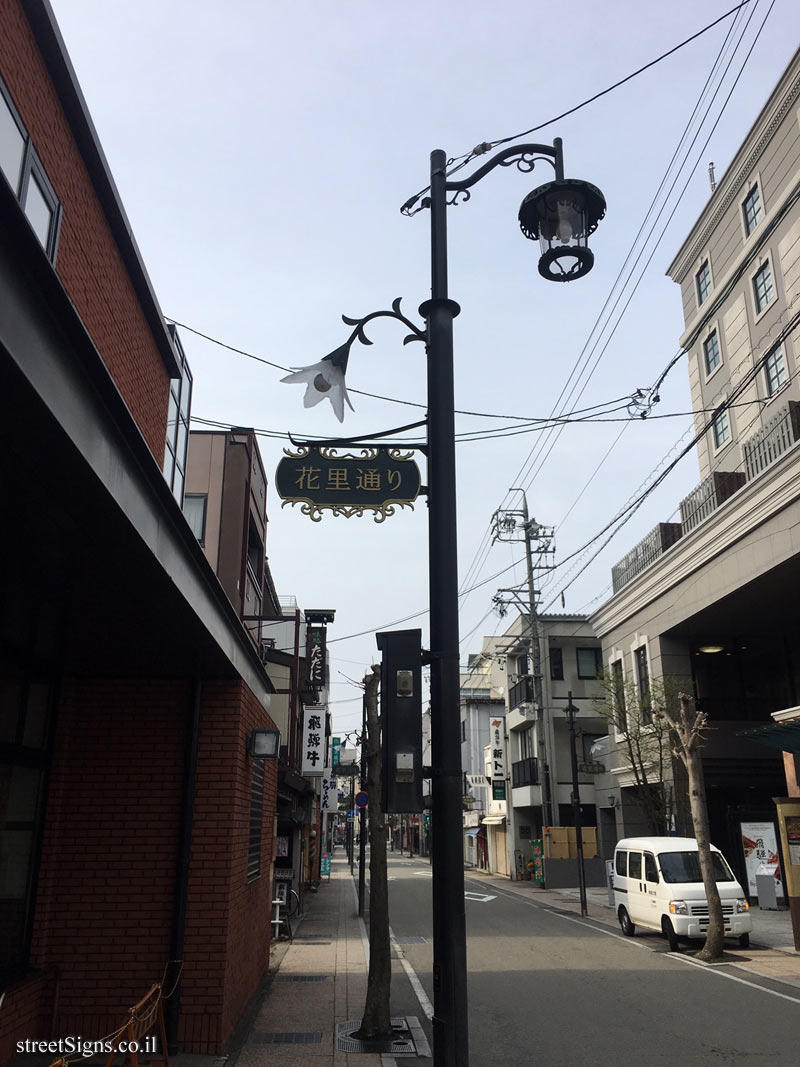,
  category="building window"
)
[634,645,650,723]
[753,261,774,314]
[0,672,53,973]
[182,494,207,543]
[461,719,466,742]
[696,260,712,305]
[711,407,730,449]
[0,77,61,261]
[576,647,601,679]
[703,331,721,376]
[163,325,192,504]
[549,647,564,681]
[764,345,787,398]
[247,758,265,882]
[612,658,627,732]
[520,727,535,760]
[742,184,762,237]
